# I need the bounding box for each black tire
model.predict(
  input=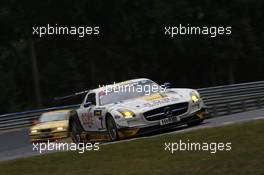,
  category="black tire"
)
[187,119,204,127]
[70,119,83,144]
[106,116,119,141]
